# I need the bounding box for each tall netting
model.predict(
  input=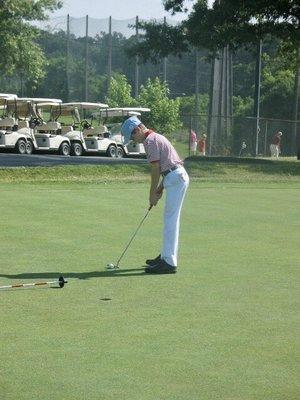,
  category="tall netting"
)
[65,16,183,103]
